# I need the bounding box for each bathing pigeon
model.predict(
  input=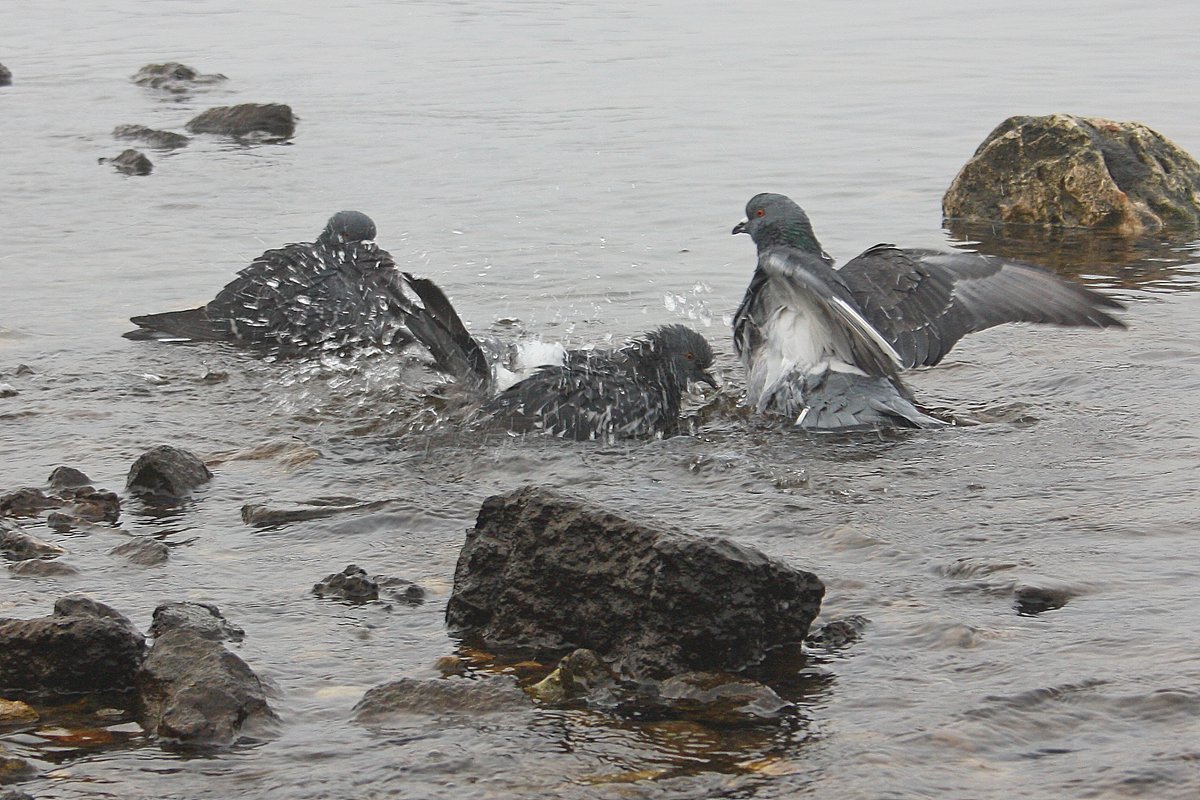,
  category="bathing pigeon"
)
[731,192,1125,430]
[397,276,717,440]
[124,211,416,356]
